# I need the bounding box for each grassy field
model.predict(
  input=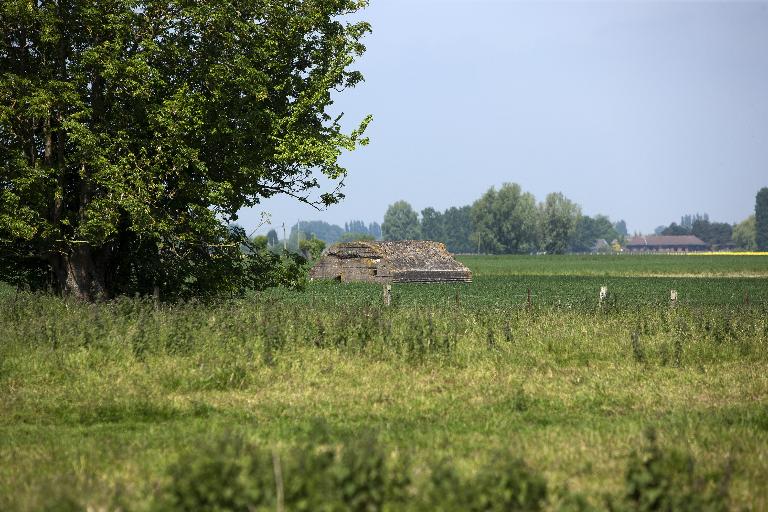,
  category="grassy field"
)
[460,253,768,278]
[1,255,767,510]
